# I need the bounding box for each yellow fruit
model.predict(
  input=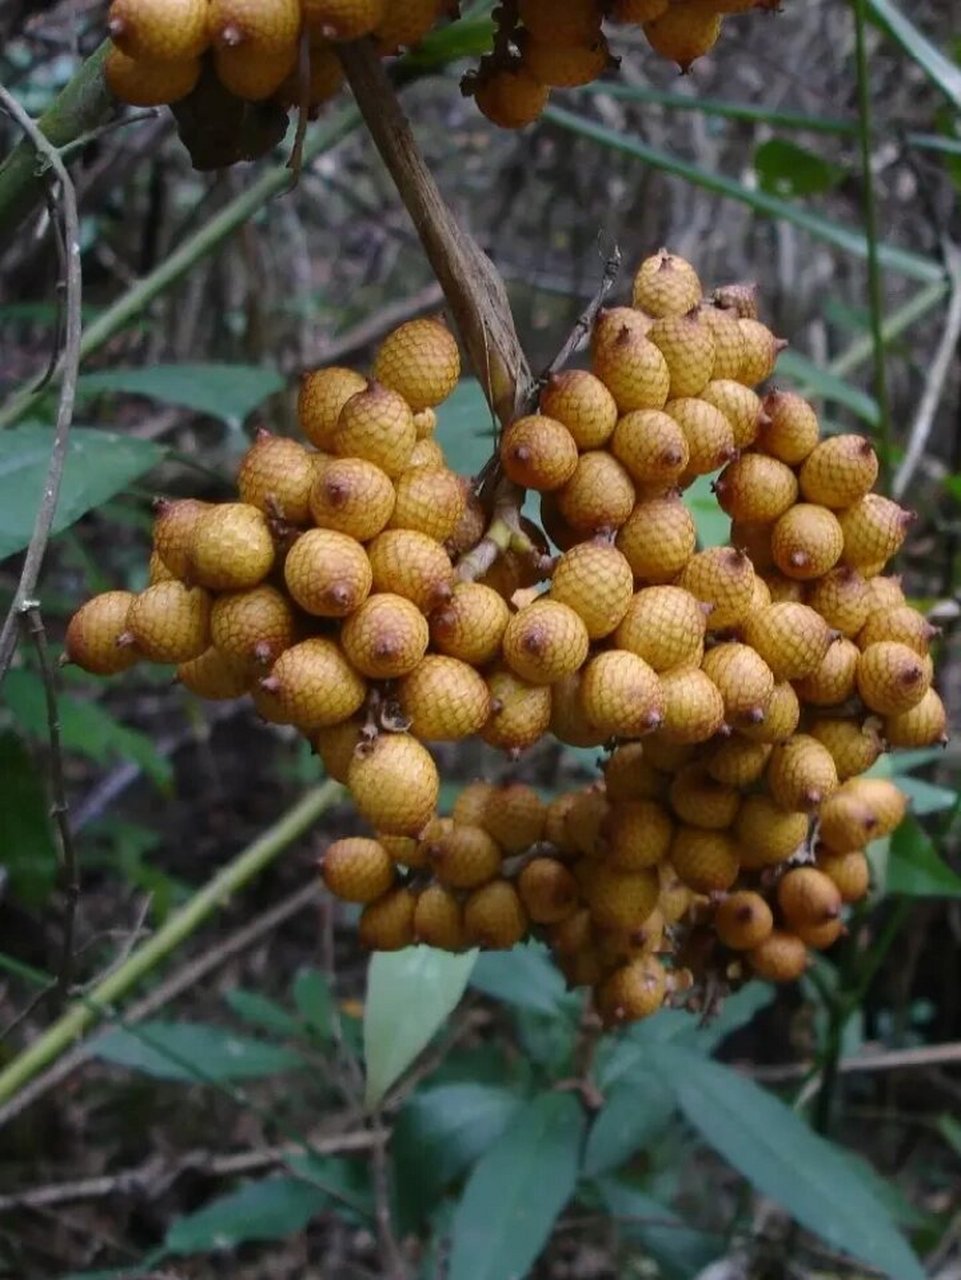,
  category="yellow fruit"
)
[348,733,438,835]
[616,494,697,583]
[778,867,842,930]
[736,318,783,386]
[413,884,467,951]
[210,585,297,666]
[705,735,771,787]
[632,249,702,318]
[700,379,763,449]
[309,457,396,542]
[741,602,833,681]
[648,313,716,399]
[856,641,932,715]
[321,837,395,904]
[304,0,385,39]
[259,637,366,728]
[539,370,618,449]
[413,408,438,440]
[715,454,798,525]
[839,494,914,570]
[734,794,809,868]
[375,0,444,50]
[657,666,726,744]
[749,572,773,610]
[795,916,845,951]
[757,390,819,465]
[396,655,491,740]
[583,864,660,930]
[739,679,800,744]
[298,367,367,450]
[367,529,454,612]
[429,582,510,665]
[611,0,669,18]
[556,451,636,534]
[592,328,672,414]
[446,491,486,559]
[473,64,550,129]
[521,33,609,87]
[747,930,808,982]
[313,717,364,784]
[108,0,208,61]
[579,649,665,738]
[480,782,547,853]
[189,503,275,591]
[276,40,344,107]
[214,43,296,99]
[237,431,314,525]
[863,574,905,616]
[104,46,201,105]
[669,397,738,480]
[339,592,428,678]
[857,605,938,657]
[771,503,844,580]
[426,823,502,889]
[502,599,589,685]
[592,306,653,355]
[596,957,667,1026]
[500,415,579,491]
[603,743,663,802]
[564,786,610,857]
[762,571,805,604]
[700,641,775,726]
[808,717,883,780]
[615,586,706,672]
[794,638,859,707]
[463,880,529,949]
[818,777,907,853]
[358,886,417,951]
[816,849,870,904]
[643,4,722,69]
[387,466,466,544]
[372,317,459,412]
[332,381,416,478]
[805,567,870,638]
[64,591,140,675]
[611,408,690,489]
[548,906,592,955]
[715,891,773,950]
[697,304,746,381]
[549,543,634,639]
[480,668,552,753]
[595,911,665,966]
[518,858,580,923]
[153,497,210,579]
[284,529,371,618]
[767,733,839,812]
[679,547,755,631]
[127,581,210,664]
[177,647,251,699]
[883,687,948,748]
[669,763,740,829]
[670,826,739,892]
[518,0,601,44]
[147,550,175,585]
[209,0,302,53]
[604,797,674,870]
